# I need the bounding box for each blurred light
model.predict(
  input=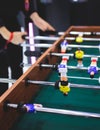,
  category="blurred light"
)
[40,0,52,4]
[70,0,88,3]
